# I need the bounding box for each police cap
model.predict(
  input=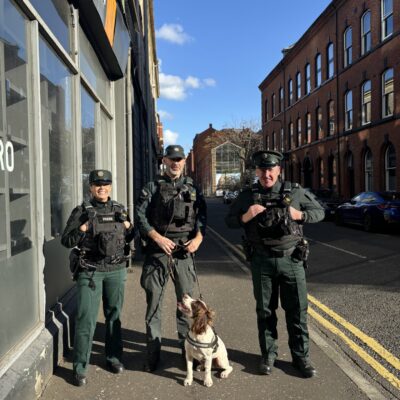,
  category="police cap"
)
[89,169,112,185]
[164,145,185,159]
[252,150,283,168]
